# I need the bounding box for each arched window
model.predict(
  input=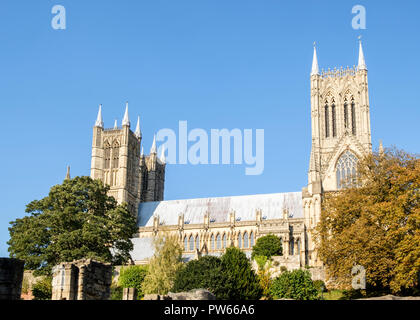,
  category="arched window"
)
[332,103,337,137]
[344,101,349,129]
[290,238,294,255]
[250,231,255,247]
[112,141,119,168]
[216,234,221,249]
[351,100,356,135]
[237,232,242,248]
[184,236,188,252]
[189,235,194,251]
[243,232,249,248]
[297,238,301,254]
[211,234,215,250]
[195,235,200,251]
[325,104,330,138]
[336,150,358,189]
[104,142,111,169]
[222,233,227,248]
